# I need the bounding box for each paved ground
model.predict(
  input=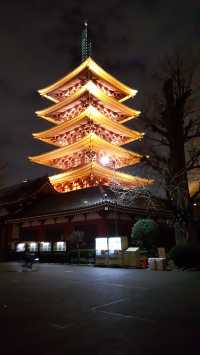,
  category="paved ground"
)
[0,263,199,355]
